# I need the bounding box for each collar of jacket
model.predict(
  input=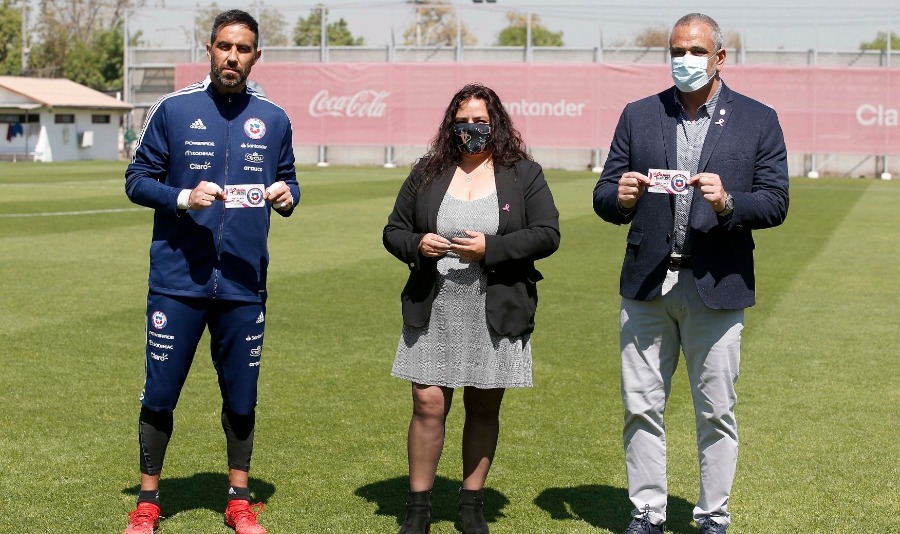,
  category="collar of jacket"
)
[204,76,251,104]
[660,82,735,175]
